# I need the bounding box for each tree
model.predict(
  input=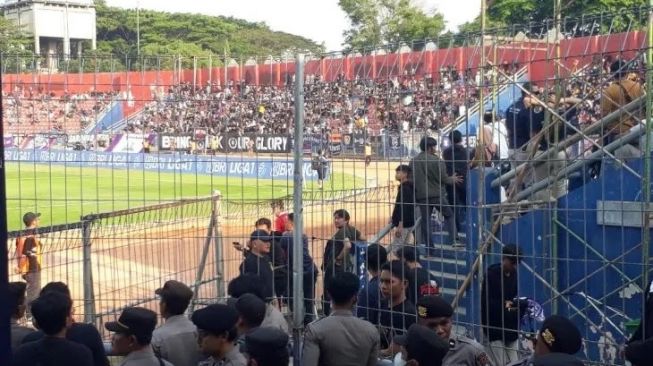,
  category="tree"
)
[339,0,445,52]
[0,16,30,53]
